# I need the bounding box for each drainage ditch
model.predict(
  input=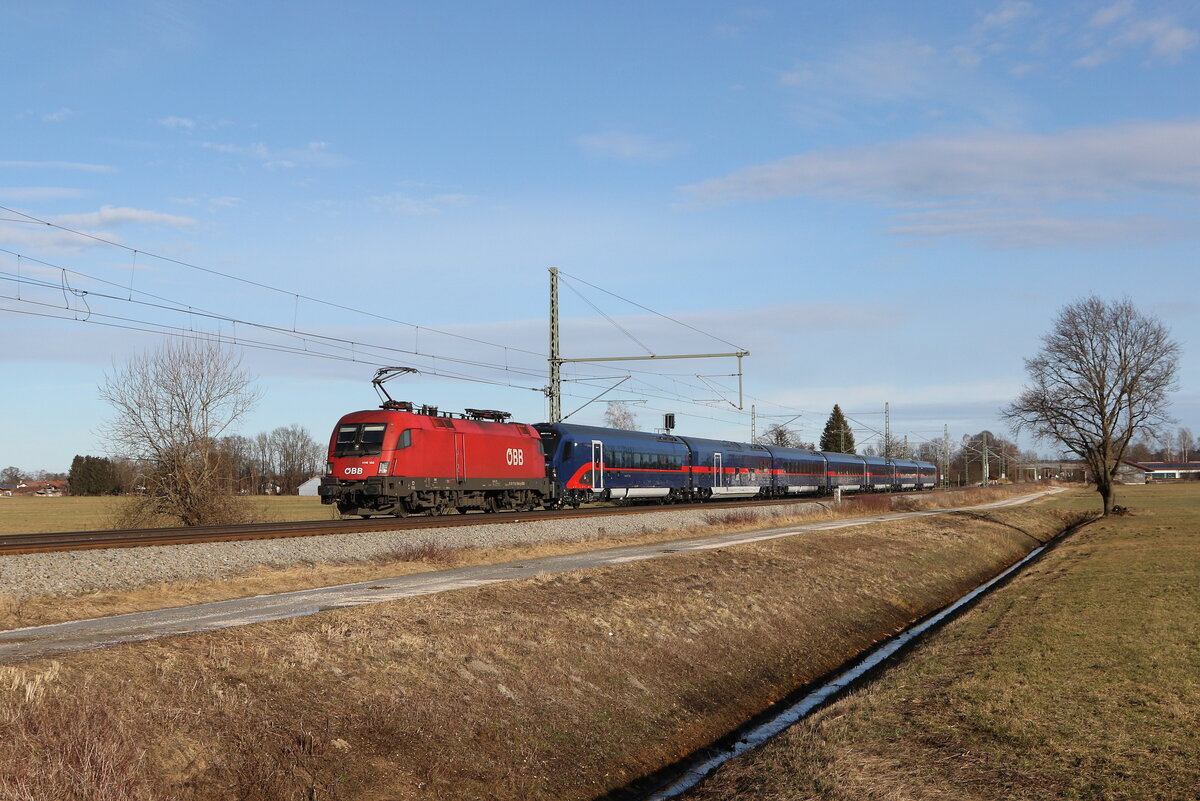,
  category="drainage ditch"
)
[604,517,1090,801]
